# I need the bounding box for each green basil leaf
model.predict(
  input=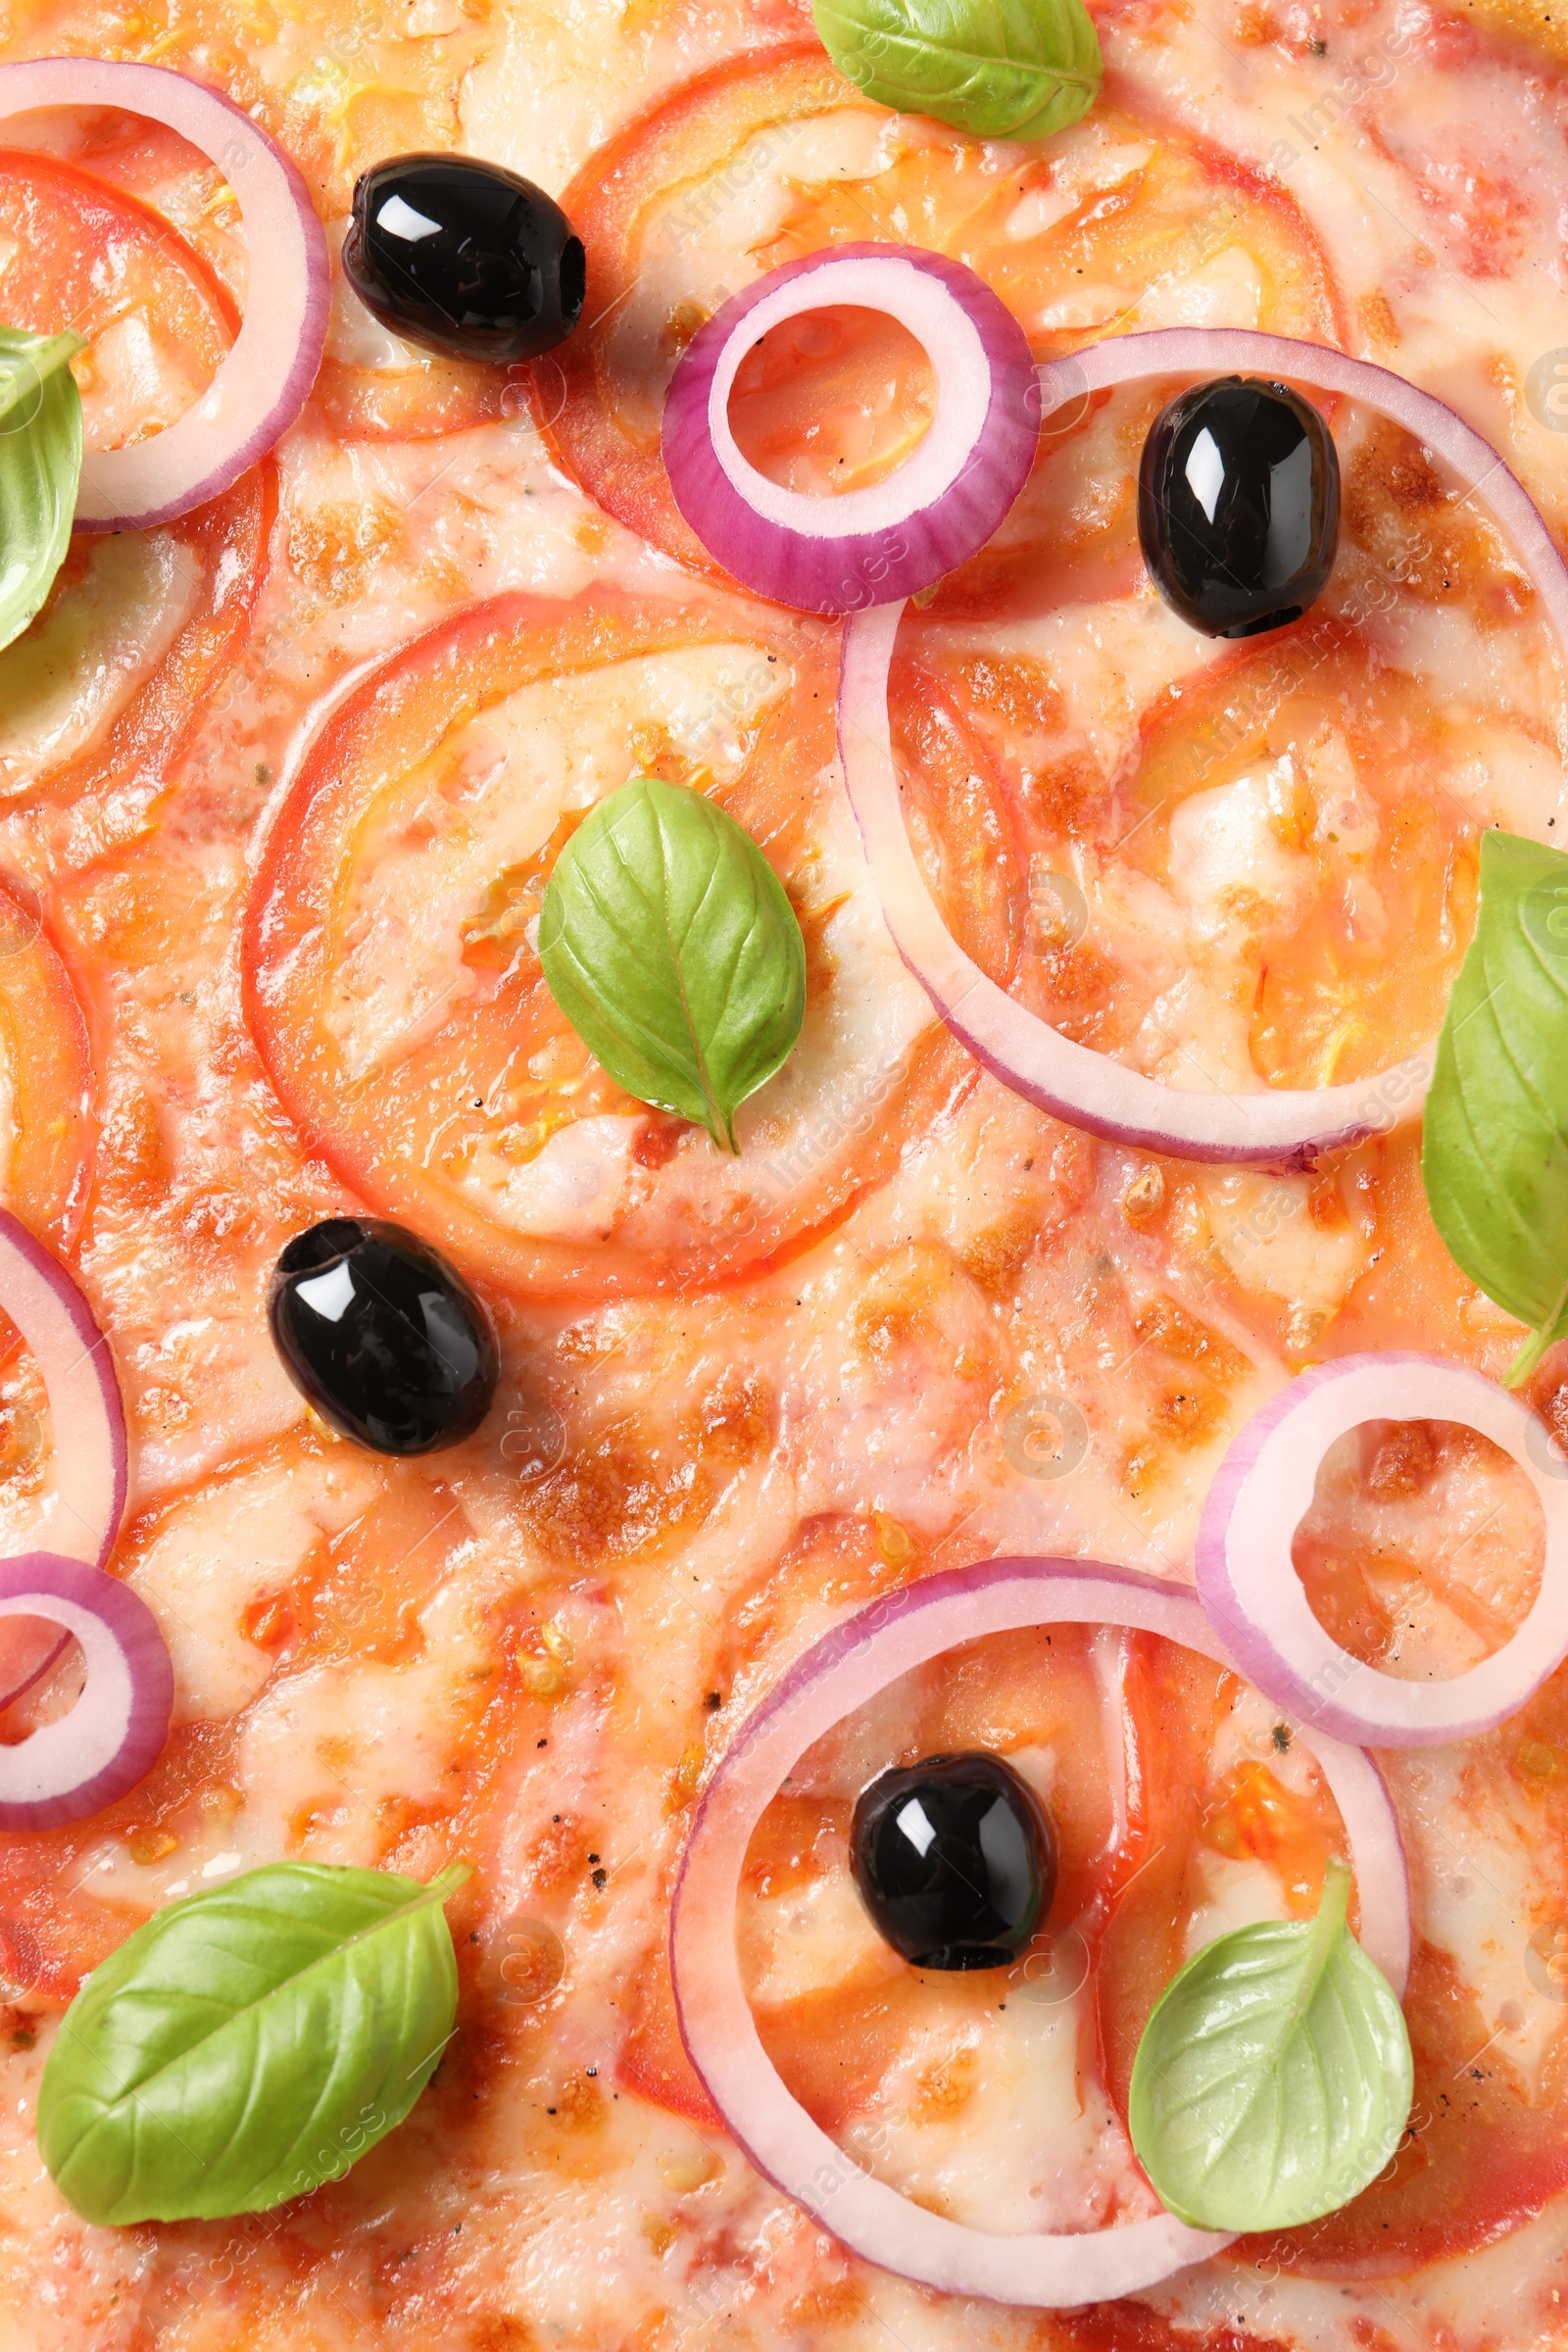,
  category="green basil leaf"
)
[0,324,83,656]
[1422,828,1568,1385]
[1128,1860,1412,2231]
[37,1858,469,2224]
[812,0,1102,142]
[538,775,807,1153]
